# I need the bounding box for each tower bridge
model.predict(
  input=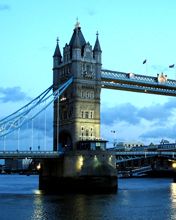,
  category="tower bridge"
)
[1,22,176,193]
[52,23,176,152]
